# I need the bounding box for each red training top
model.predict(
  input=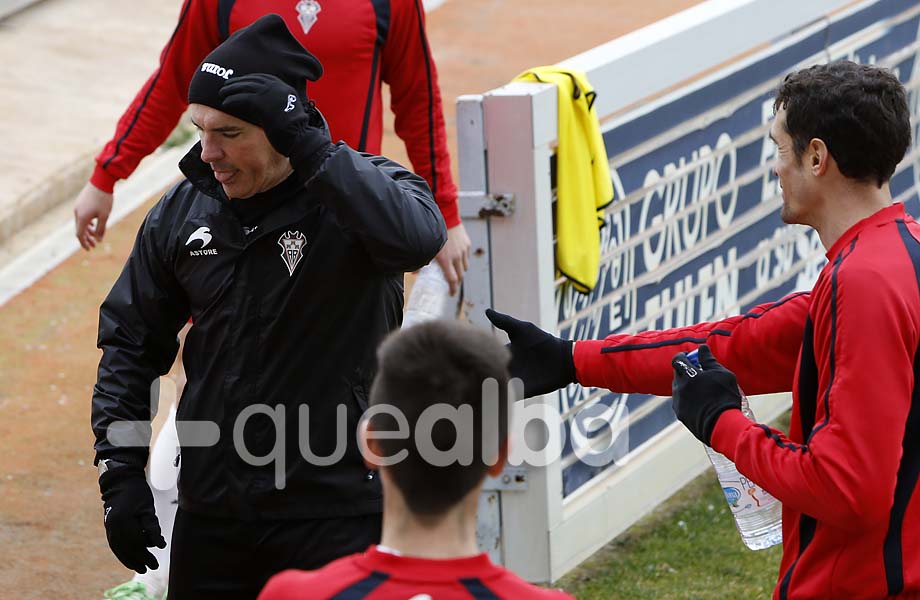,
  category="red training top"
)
[92,0,459,227]
[575,203,920,599]
[257,545,575,599]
